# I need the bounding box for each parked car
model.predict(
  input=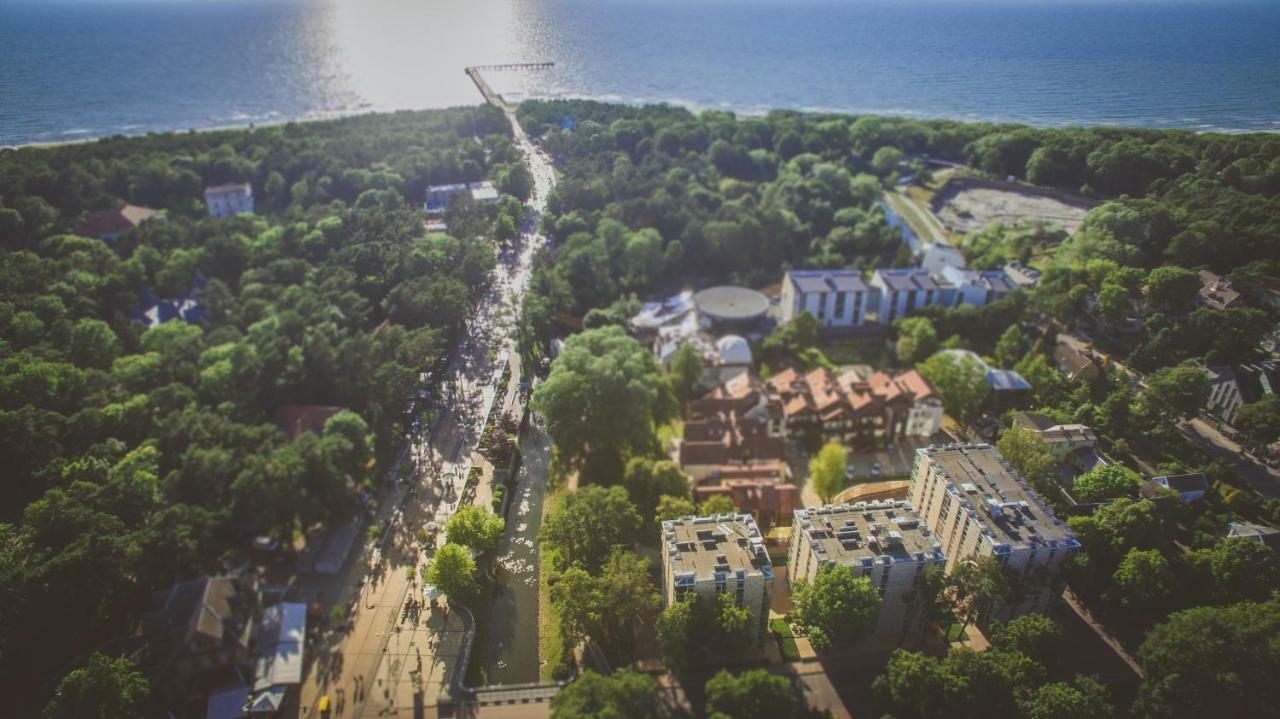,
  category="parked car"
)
[870,461,882,477]
[845,464,857,480]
